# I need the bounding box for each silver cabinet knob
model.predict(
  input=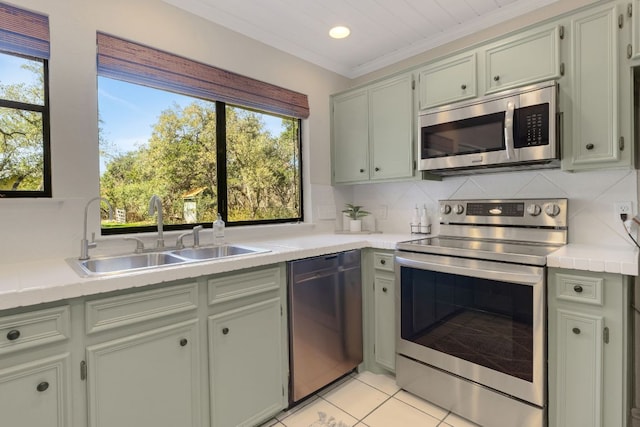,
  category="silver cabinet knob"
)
[574,285,583,293]
[461,84,467,90]
[494,75,500,81]
[572,327,581,335]
[586,143,594,150]
[222,327,229,335]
